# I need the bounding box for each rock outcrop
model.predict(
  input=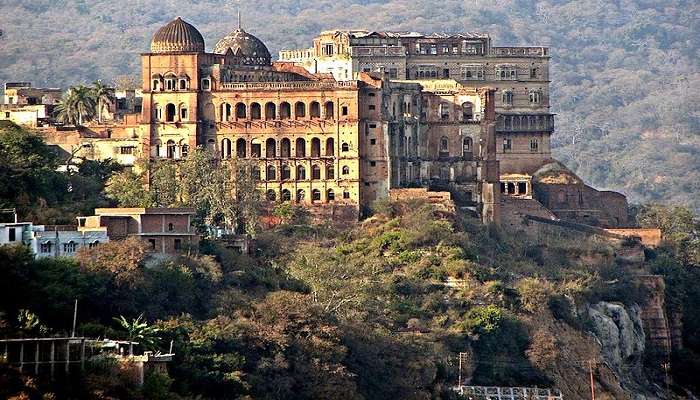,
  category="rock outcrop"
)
[587,302,646,370]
